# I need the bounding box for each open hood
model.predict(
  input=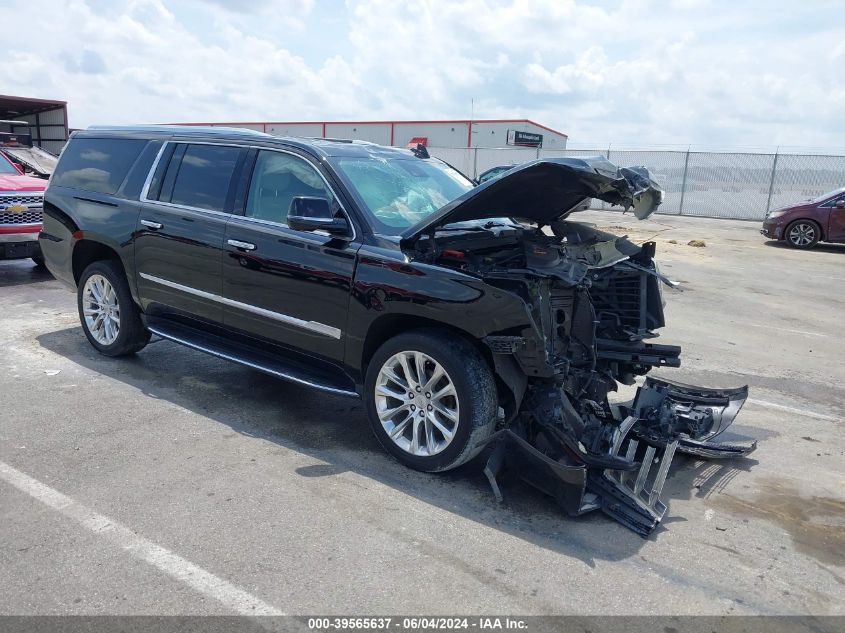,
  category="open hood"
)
[401,156,663,244]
